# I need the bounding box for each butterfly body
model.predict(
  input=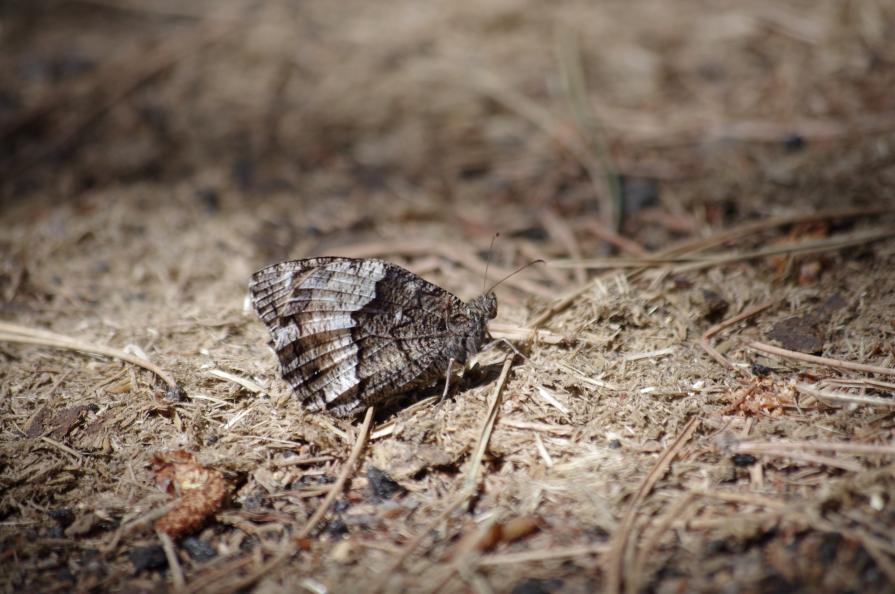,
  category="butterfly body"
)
[249,257,496,417]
